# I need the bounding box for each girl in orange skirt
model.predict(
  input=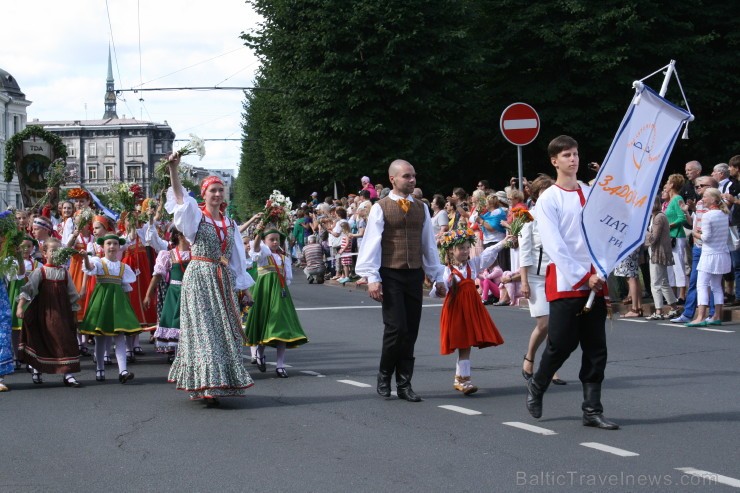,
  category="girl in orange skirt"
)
[434,228,513,395]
